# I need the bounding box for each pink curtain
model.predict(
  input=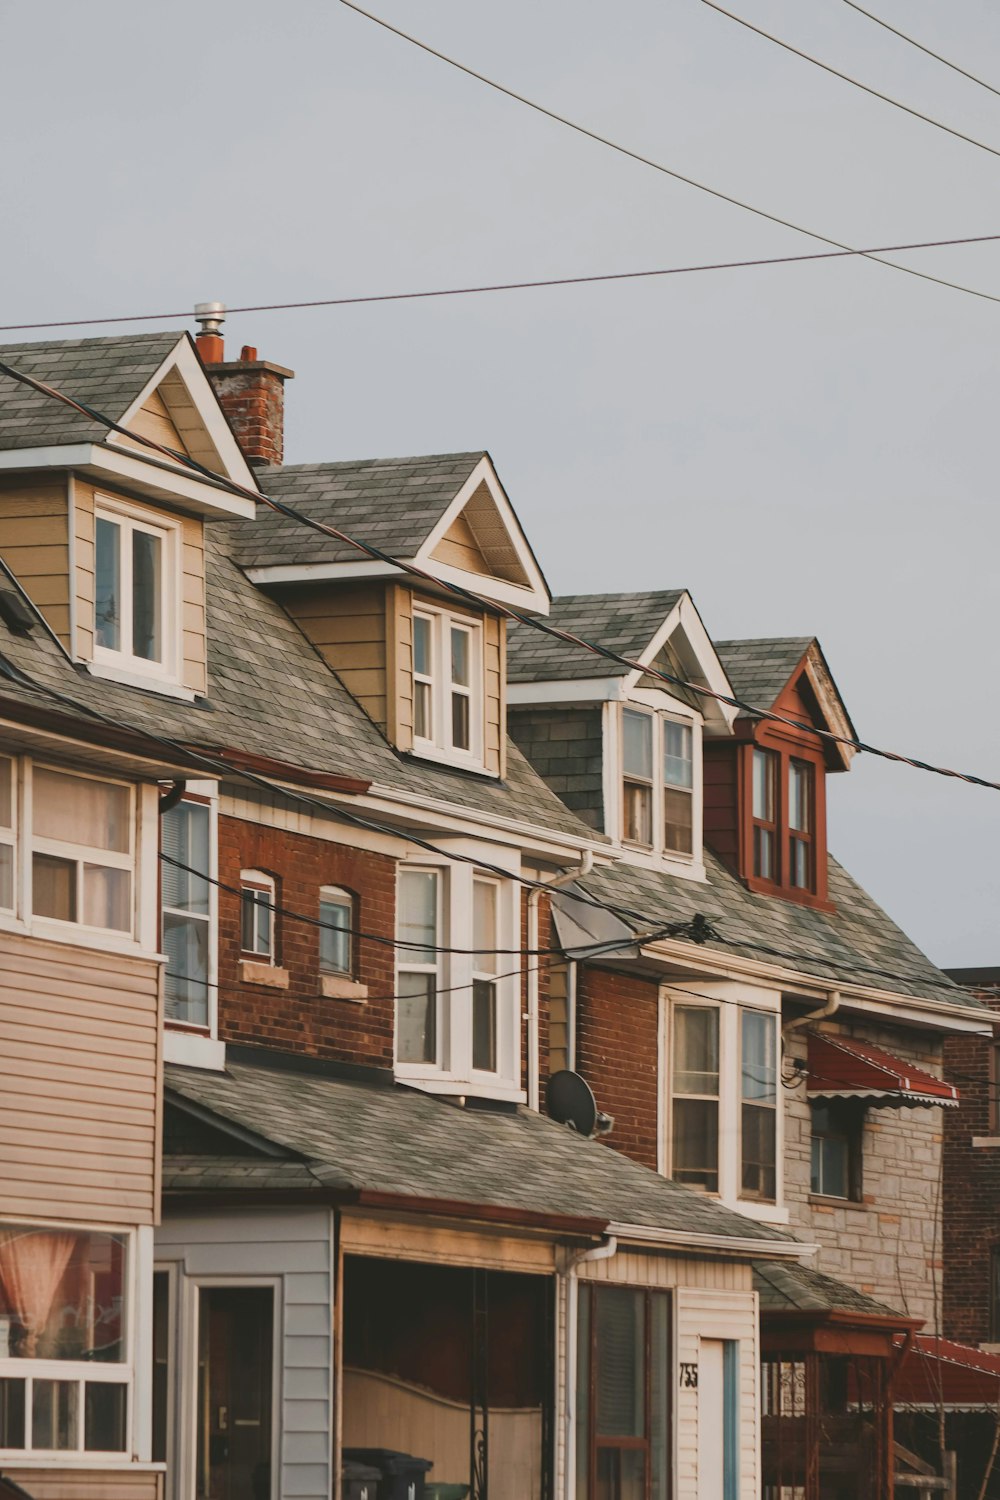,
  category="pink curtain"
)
[0,1230,77,1357]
